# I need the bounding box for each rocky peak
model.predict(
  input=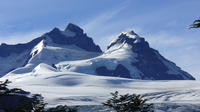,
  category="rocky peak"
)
[43,23,102,53]
[125,30,138,36]
[64,23,83,35]
[107,30,147,50]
